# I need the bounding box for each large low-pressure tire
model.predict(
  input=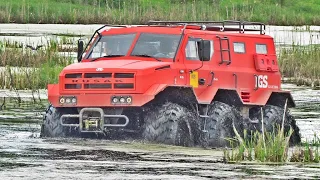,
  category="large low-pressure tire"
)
[40,105,78,138]
[142,102,200,147]
[204,101,239,147]
[249,105,301,145]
